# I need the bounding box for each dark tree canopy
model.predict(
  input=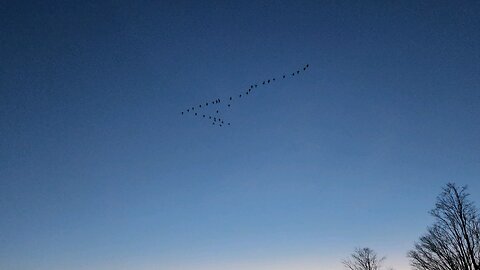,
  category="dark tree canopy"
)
[408,183,480,270]
[343,247,385,270]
